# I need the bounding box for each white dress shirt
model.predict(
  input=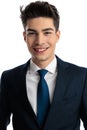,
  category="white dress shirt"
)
[26,57,57,114]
